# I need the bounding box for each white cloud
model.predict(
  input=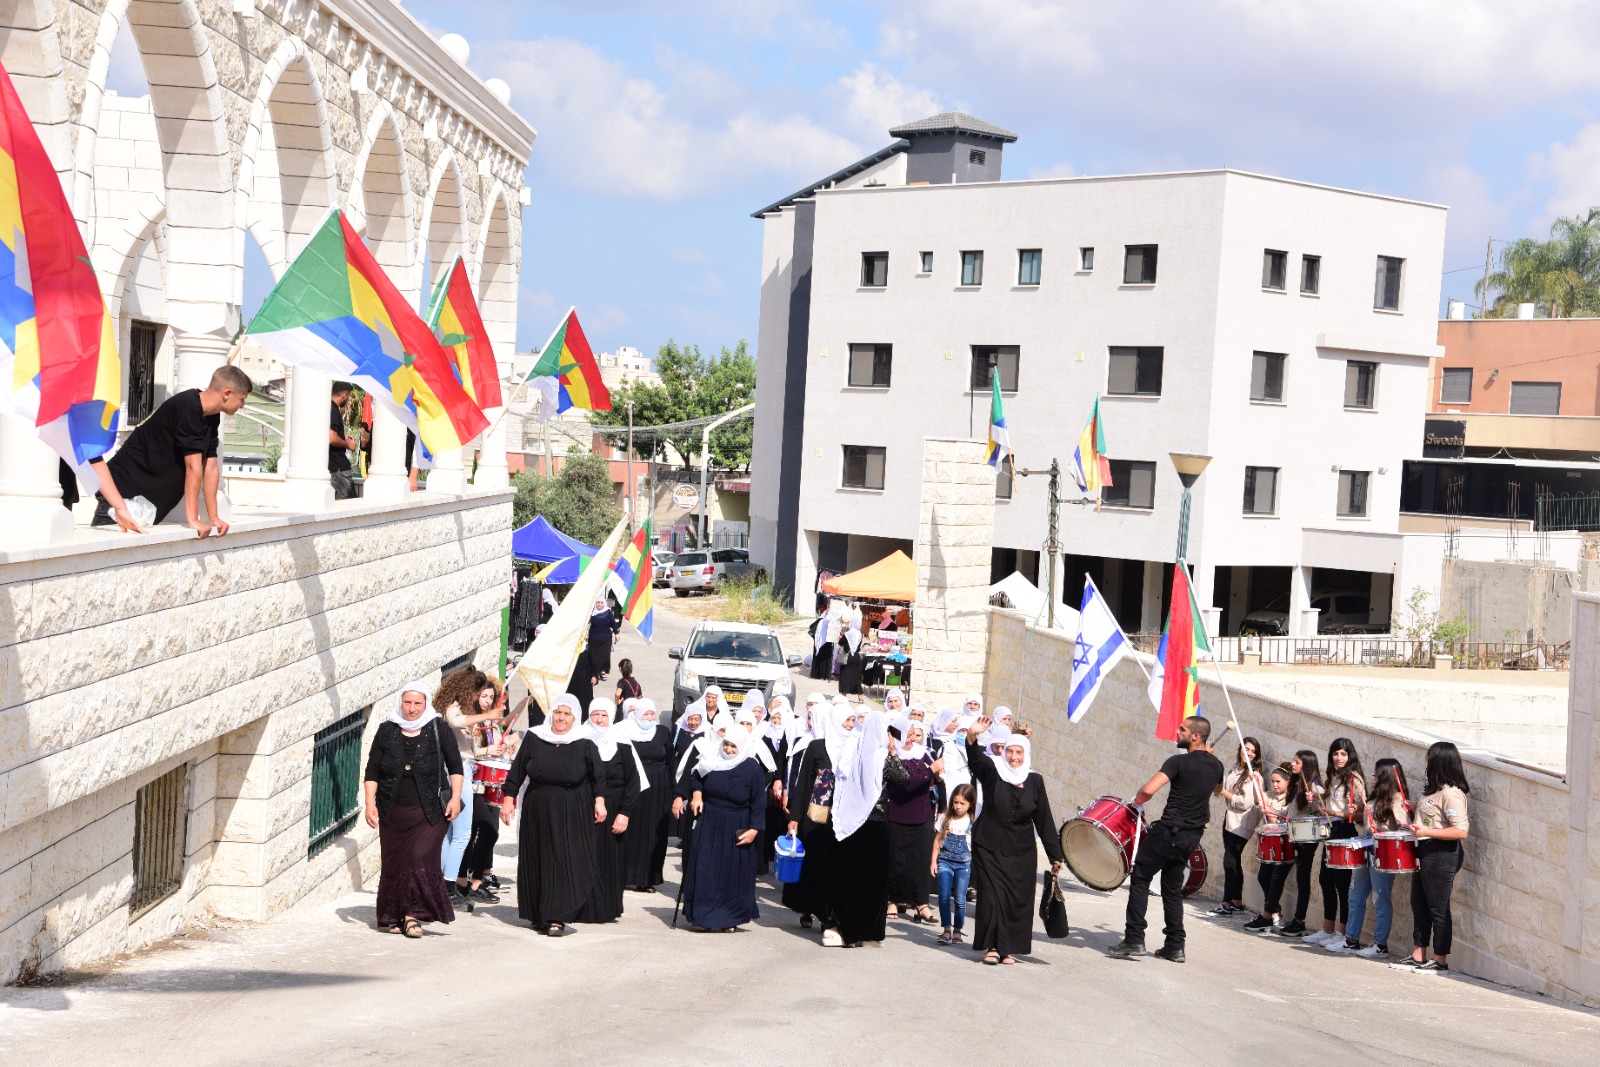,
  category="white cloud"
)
[1538,123,1600,220]
[480,37,862,201]
[834,63,945,142]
